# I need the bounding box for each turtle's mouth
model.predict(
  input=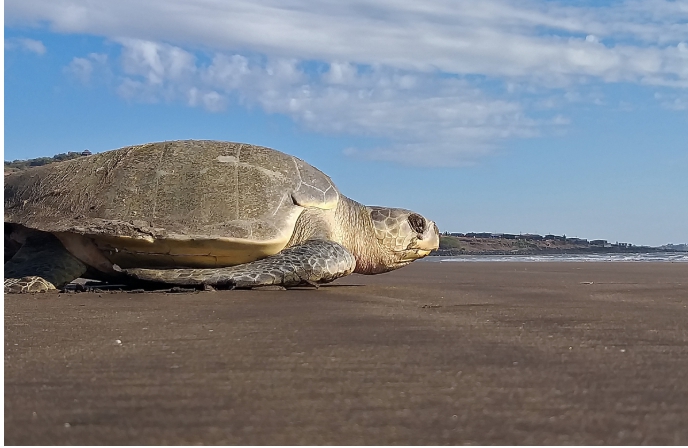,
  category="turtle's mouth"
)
[398,249,432,263]
[399,225,438,262]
